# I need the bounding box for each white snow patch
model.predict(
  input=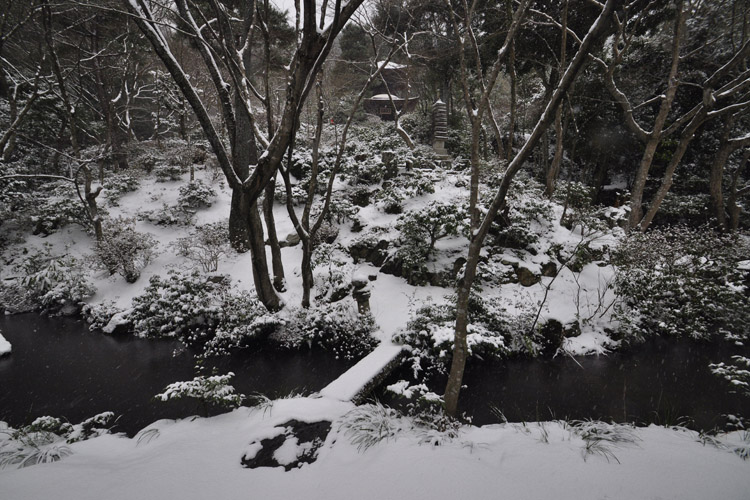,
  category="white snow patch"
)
[0,331,11,356]
[273,436,300,466]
